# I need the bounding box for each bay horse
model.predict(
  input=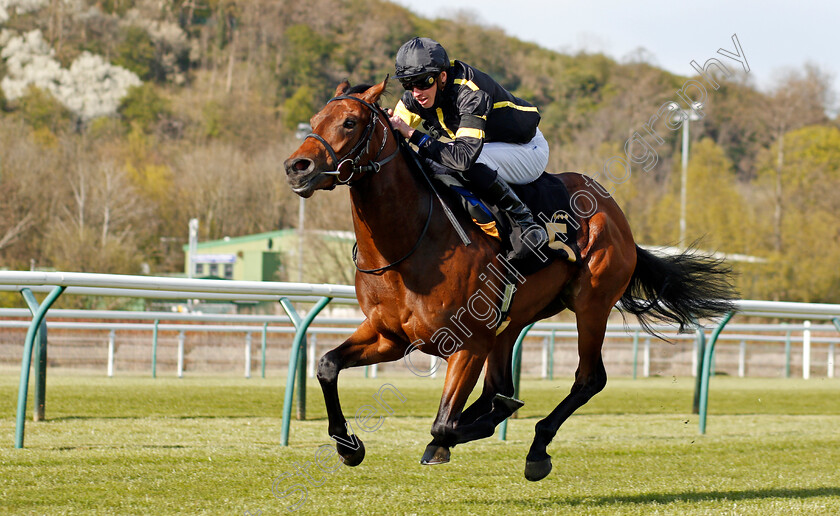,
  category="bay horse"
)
[284,78,735,481]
